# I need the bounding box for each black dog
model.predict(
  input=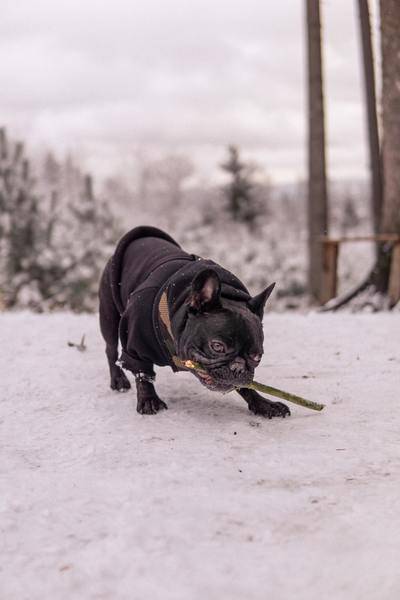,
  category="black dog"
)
[99,226,290,418]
